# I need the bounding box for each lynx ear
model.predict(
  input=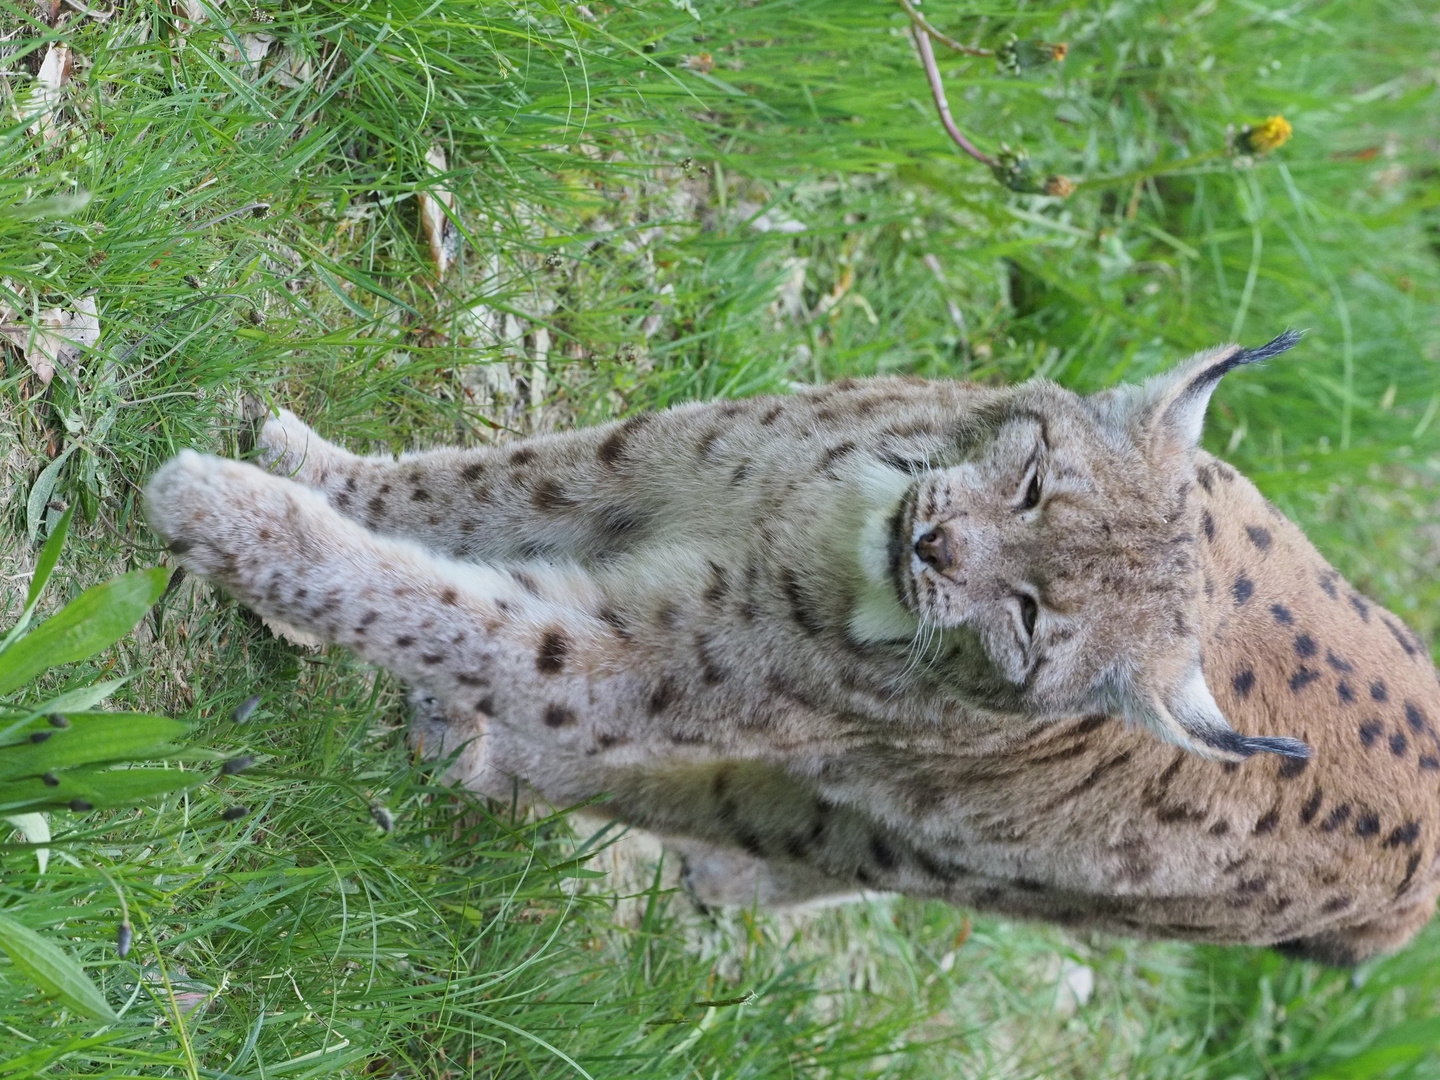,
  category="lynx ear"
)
[1117,659,1311,764]
[1097,330,1303,453]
